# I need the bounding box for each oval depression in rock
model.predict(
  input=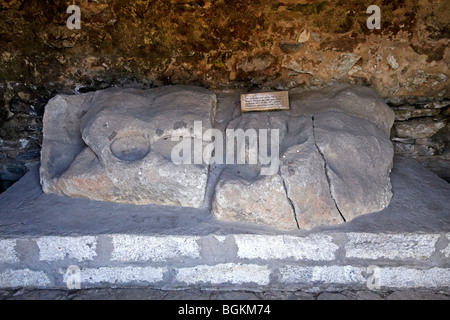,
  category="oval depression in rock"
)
[110,135,150,161]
